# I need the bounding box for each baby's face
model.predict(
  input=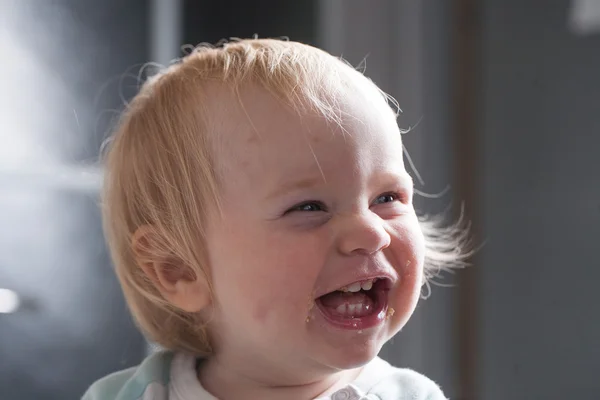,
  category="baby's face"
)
[203,82,425,380]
